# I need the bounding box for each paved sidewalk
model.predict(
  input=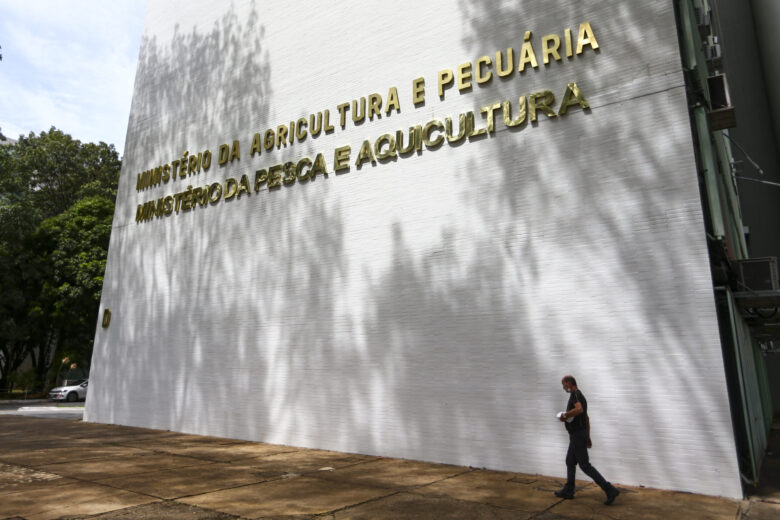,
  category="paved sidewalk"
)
[1,415,778,520]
